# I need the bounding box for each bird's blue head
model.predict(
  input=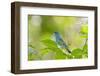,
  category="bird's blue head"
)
[54,32,59,35]
[54,32,61,38]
